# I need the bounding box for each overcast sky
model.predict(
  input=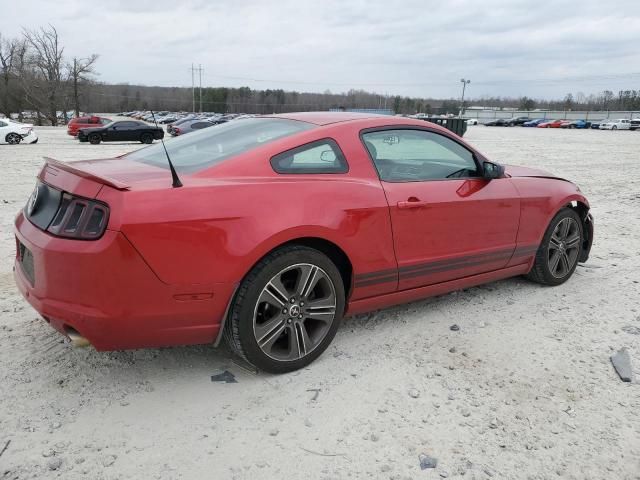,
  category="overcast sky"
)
[2,0,639,100]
